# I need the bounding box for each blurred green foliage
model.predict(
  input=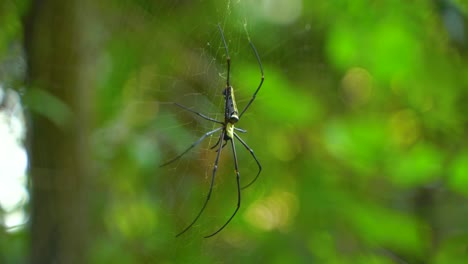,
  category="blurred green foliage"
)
[1,0,468,263]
